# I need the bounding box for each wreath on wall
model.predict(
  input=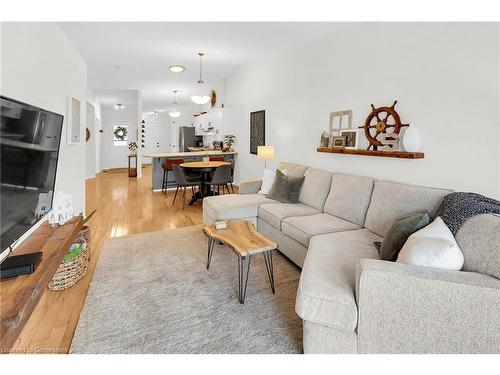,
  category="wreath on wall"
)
[113,126,128,141]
